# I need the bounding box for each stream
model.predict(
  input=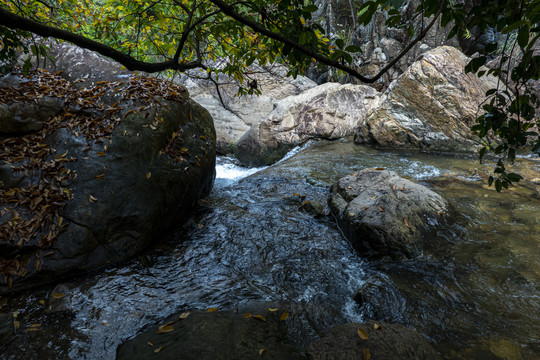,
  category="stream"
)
[1,140,539,359]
